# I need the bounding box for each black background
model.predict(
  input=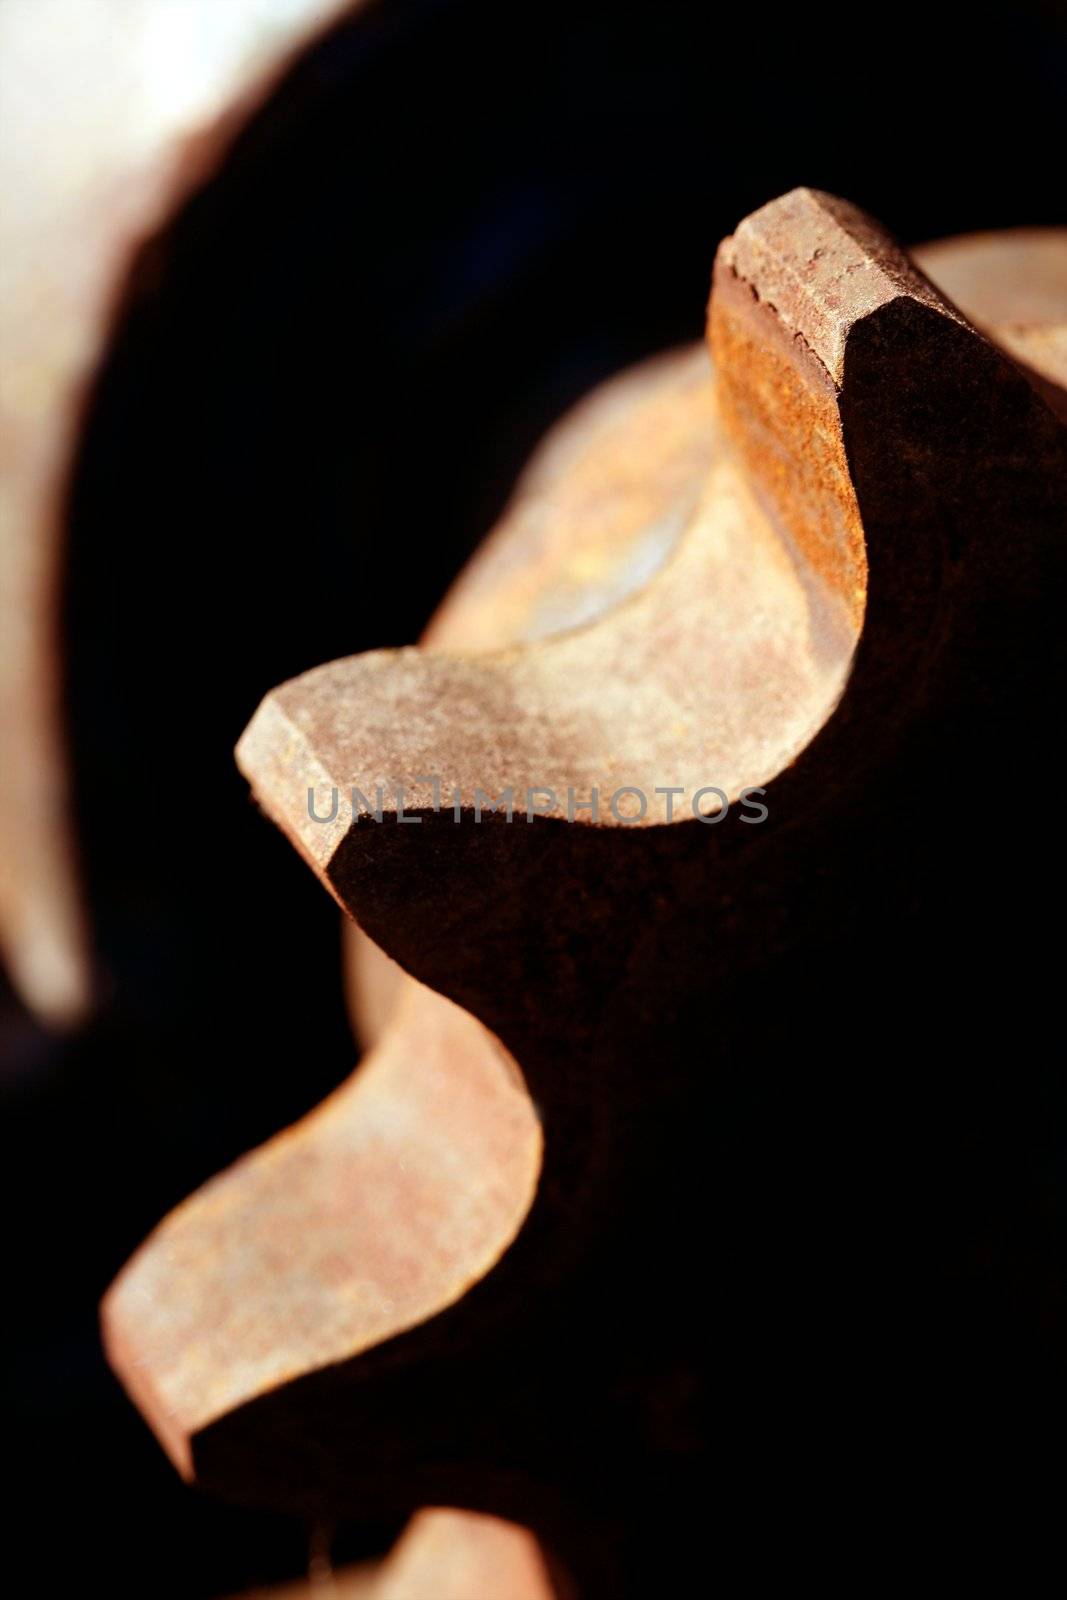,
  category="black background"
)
[3,0,1066,1592]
